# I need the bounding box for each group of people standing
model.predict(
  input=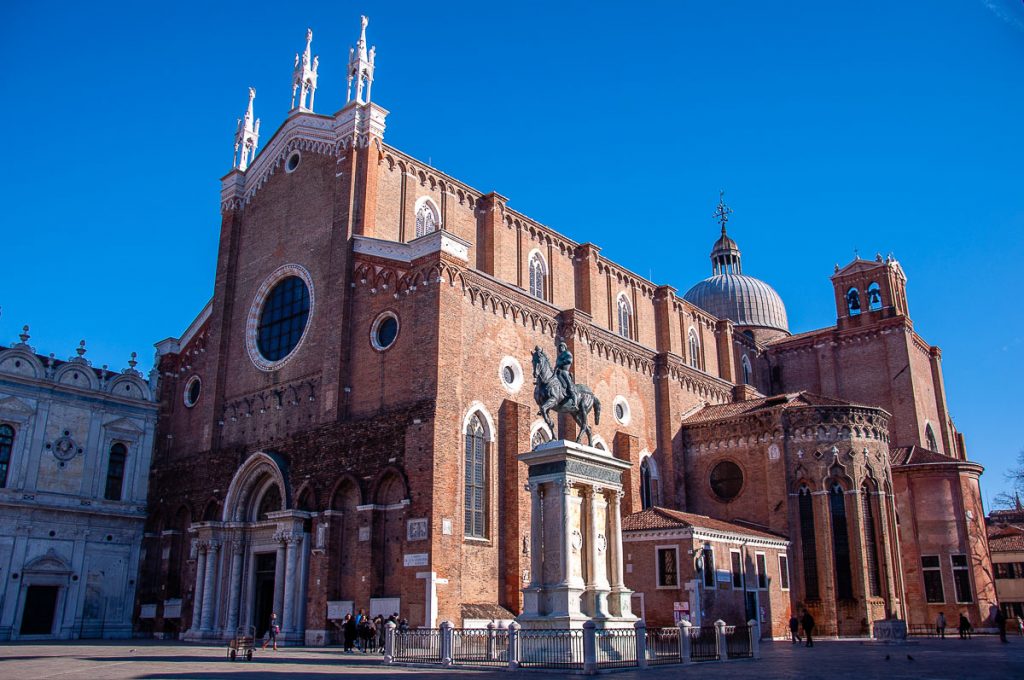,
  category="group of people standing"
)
[340,610,408,653]
[788,609,816,647]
